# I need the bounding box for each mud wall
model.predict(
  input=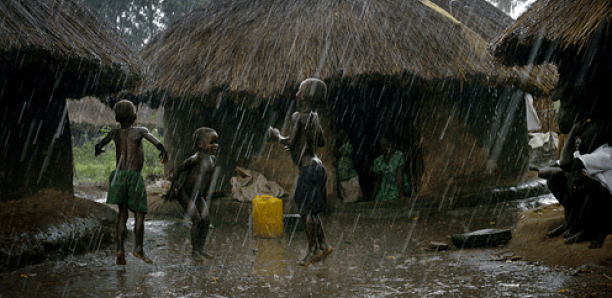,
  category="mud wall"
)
[0,85,74,201]
[416,83,529,202]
